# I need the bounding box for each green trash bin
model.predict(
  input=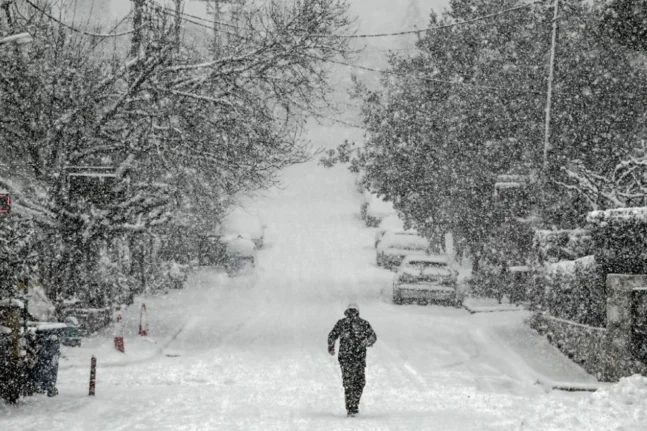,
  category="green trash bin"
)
[24,323,66,397]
